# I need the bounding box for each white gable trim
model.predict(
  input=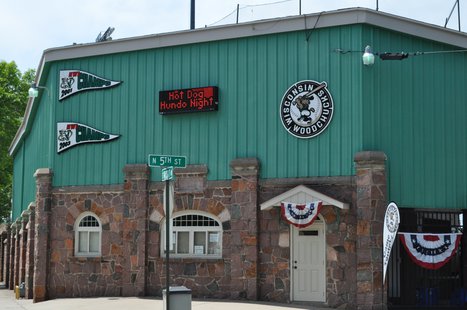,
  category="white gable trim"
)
[260,185,349,210]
